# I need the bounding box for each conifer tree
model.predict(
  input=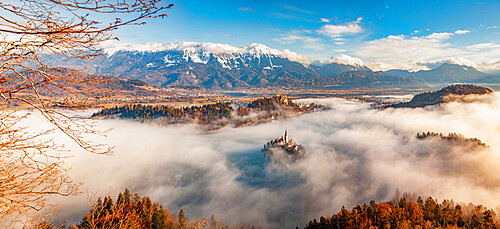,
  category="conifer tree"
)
[179,209,187,229]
